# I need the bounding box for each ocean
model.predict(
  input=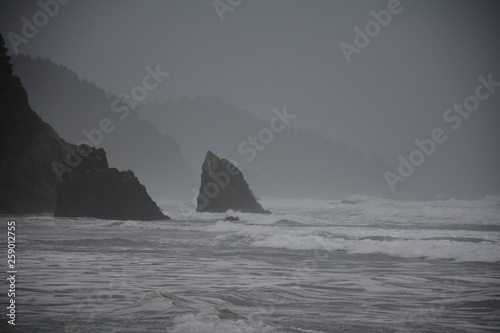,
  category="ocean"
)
[2,196,500,332]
